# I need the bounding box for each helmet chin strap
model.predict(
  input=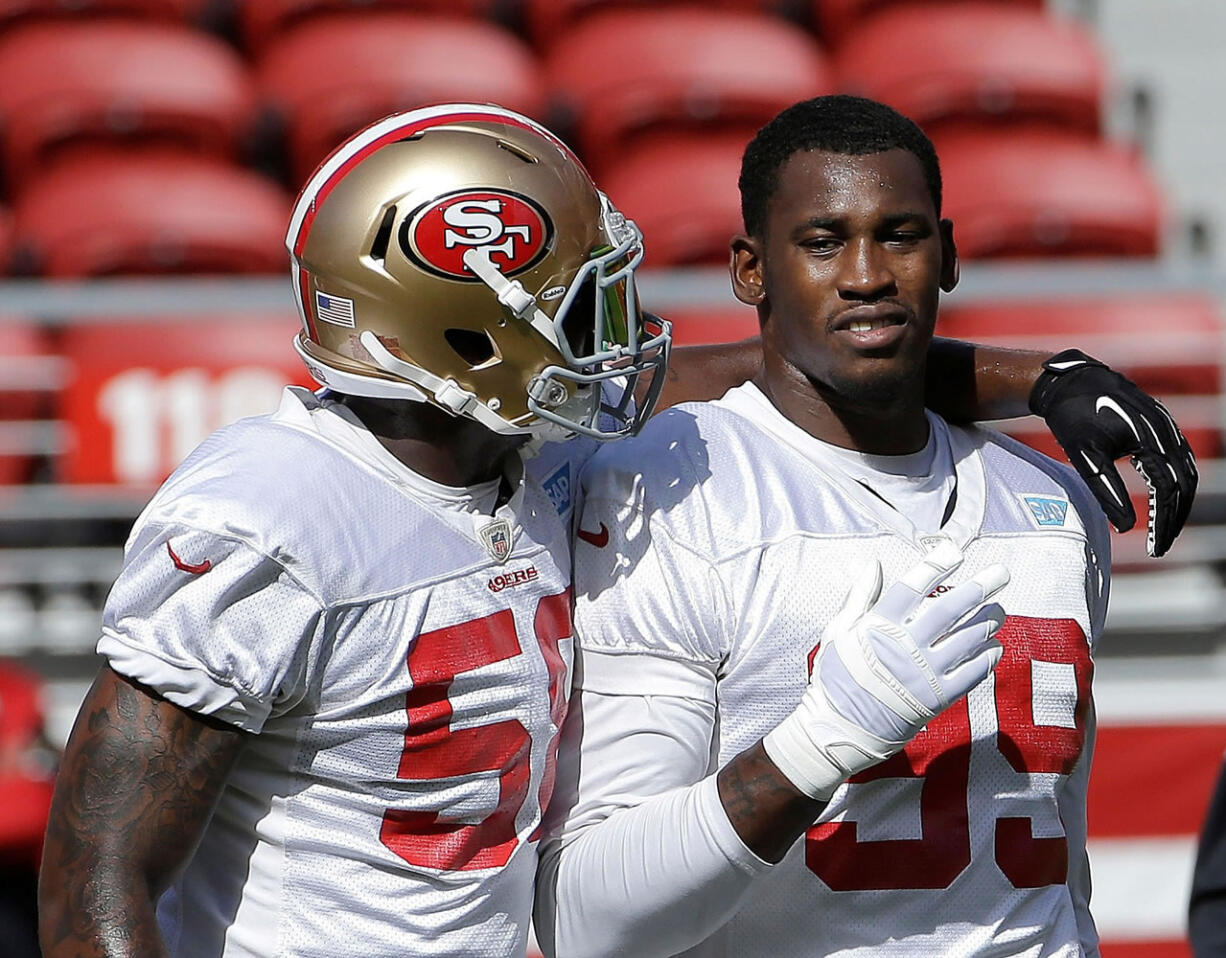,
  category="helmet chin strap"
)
[461,248,563,350]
